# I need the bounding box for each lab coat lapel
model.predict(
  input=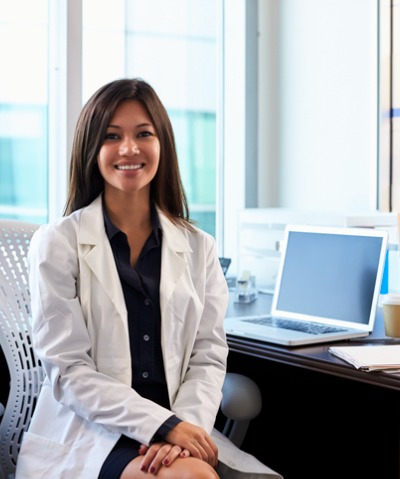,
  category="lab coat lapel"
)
[78,196,126,320]
[158,212,192,316]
